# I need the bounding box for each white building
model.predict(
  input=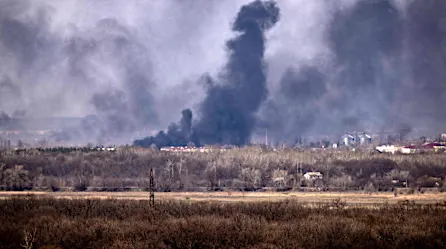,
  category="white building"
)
[358,133,372,145]
[376,145,398,154]
[341,132,372,147]
[303,172,323,181]
[341,134,355,146]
